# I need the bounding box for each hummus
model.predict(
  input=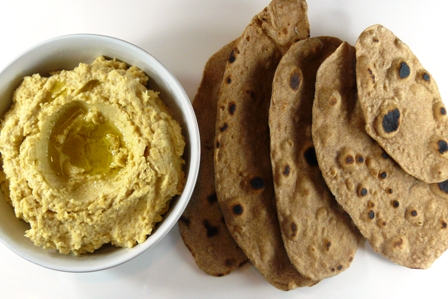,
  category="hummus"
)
[0,57,186,254]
